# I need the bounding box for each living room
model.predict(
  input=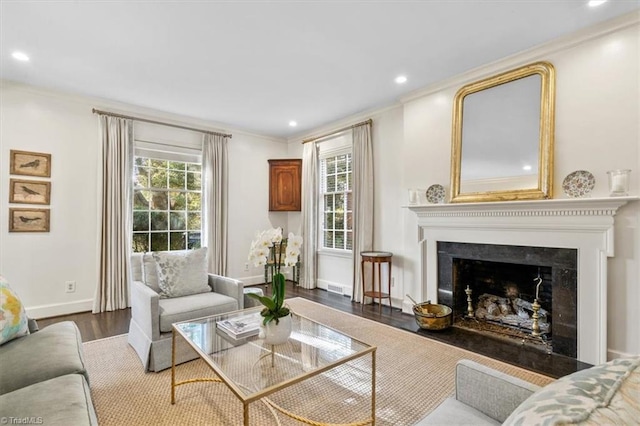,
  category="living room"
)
[1,2,639,425]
